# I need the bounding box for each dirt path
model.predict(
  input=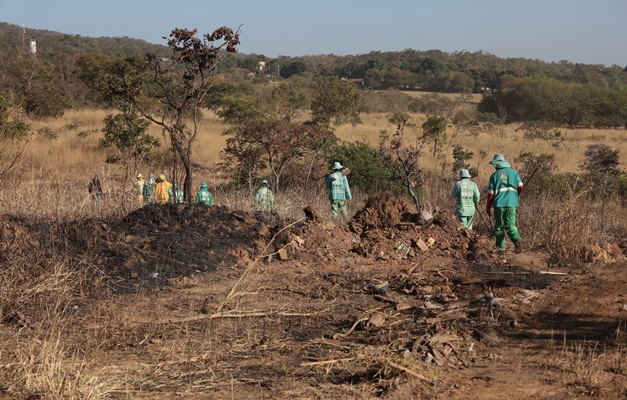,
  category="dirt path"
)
[443,257,627,399]
[75,250,626,399]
